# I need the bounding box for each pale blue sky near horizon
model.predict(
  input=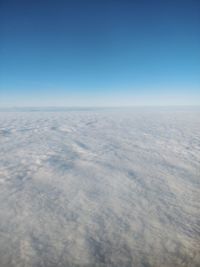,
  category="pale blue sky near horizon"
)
[0,0,200,107]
